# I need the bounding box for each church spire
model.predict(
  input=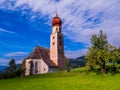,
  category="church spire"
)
[56,11,58,17]
[52,11,62,26]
